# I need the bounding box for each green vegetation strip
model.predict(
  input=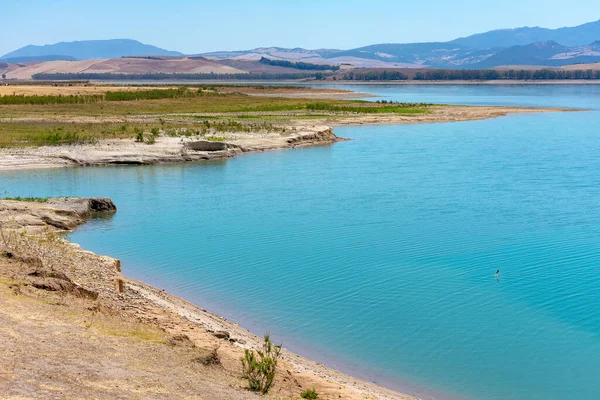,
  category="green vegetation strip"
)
[0,94,102,105]
[1,197,49,203]
[0,87,433,147]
